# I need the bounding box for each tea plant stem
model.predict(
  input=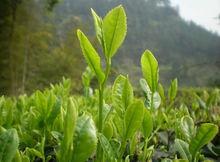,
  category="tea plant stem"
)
[142,138,149,161]
[98,86,104,132]
[119,140,127,160]
[98,59,111,132]
[97,59,111,162]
